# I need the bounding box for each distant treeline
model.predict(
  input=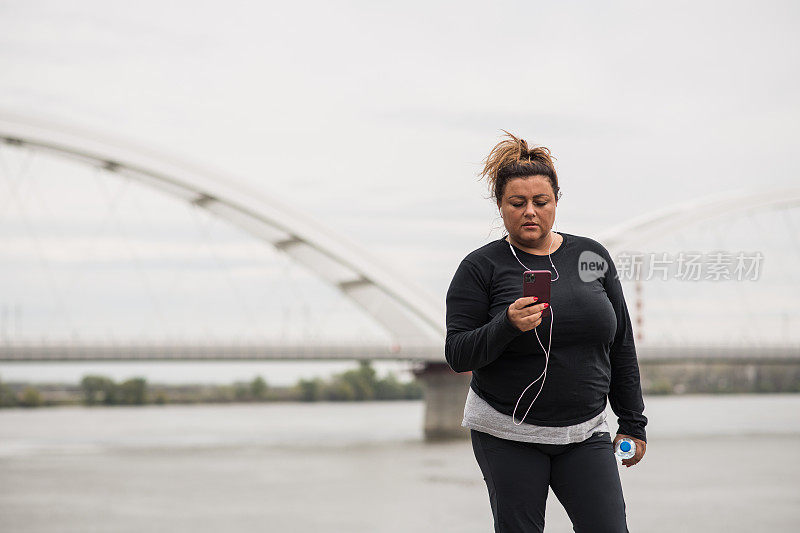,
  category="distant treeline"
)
[0,361,422,408]
[4,360,797,408]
